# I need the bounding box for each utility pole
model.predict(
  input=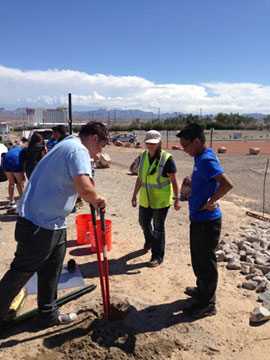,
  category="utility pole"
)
[210,127,214,148]
[68,93,72,134]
